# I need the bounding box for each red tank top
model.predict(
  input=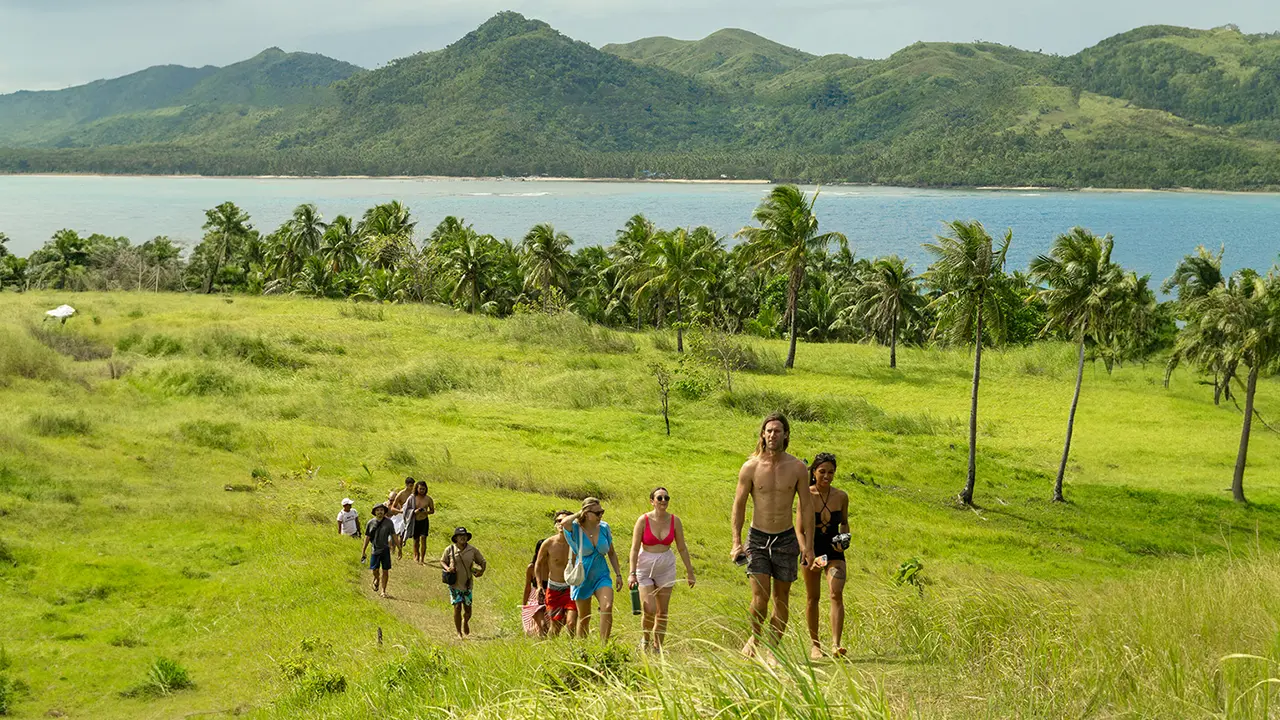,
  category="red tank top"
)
[642,514,676,546]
